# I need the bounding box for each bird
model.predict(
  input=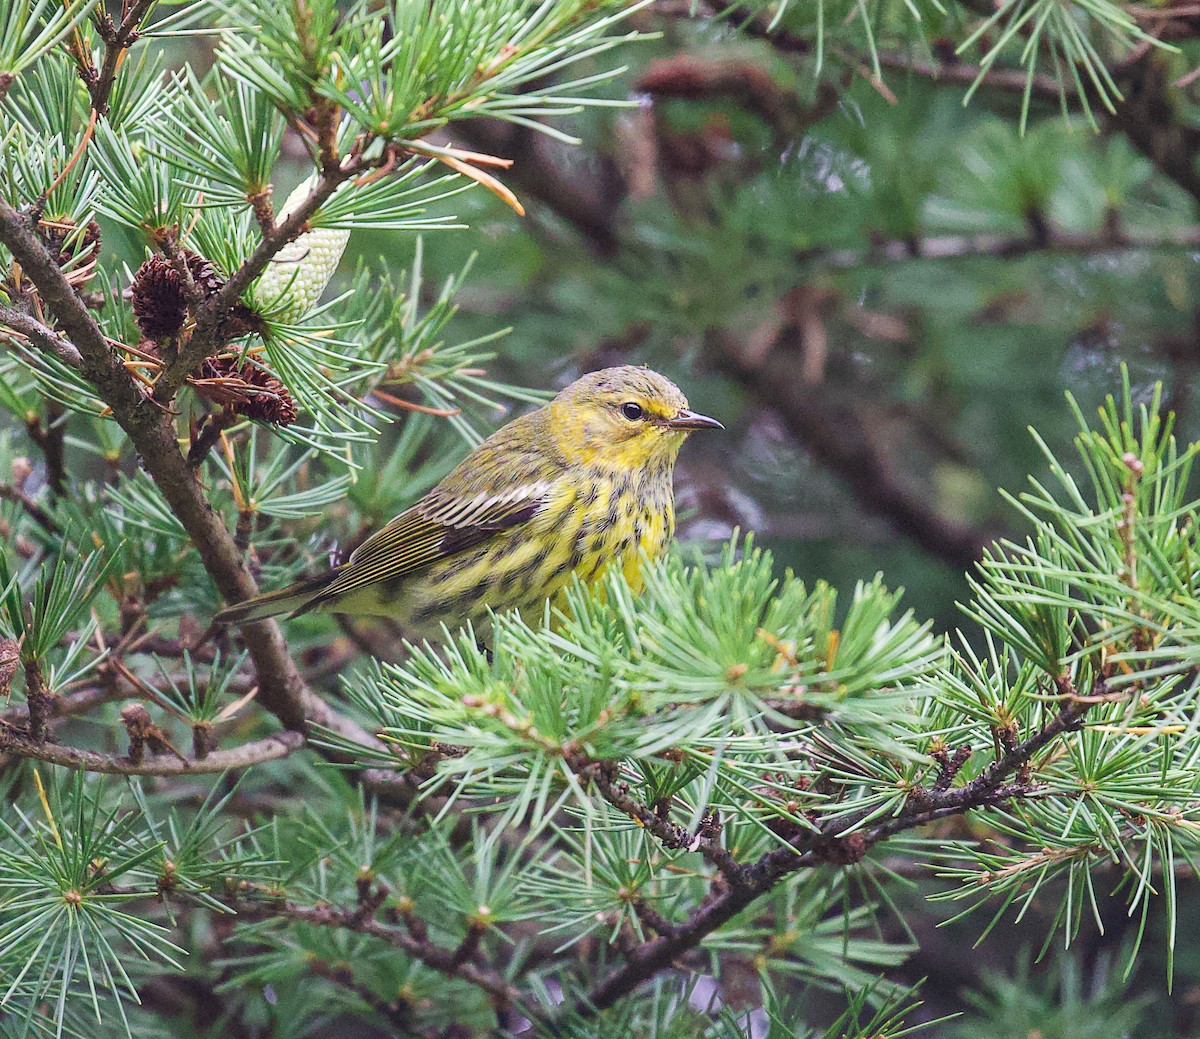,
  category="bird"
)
[215,365,722,638]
